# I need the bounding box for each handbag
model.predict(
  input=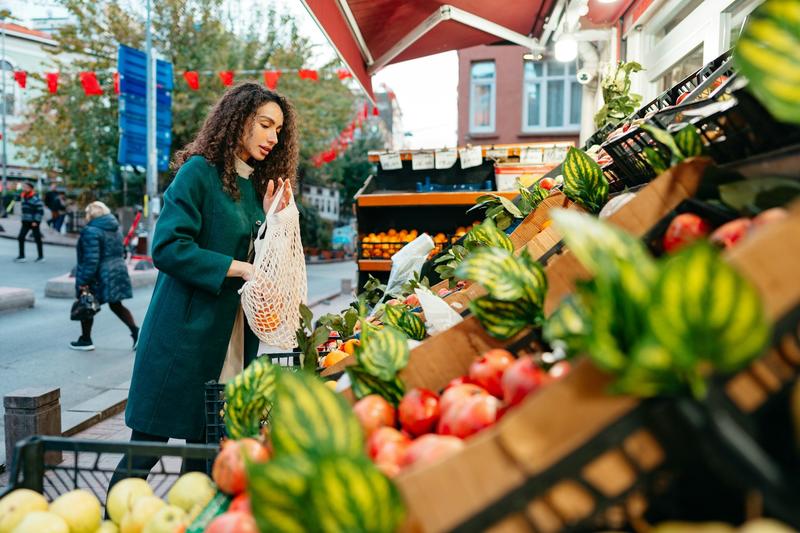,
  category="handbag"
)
[240,182,307,348]
[71,287,101,321]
